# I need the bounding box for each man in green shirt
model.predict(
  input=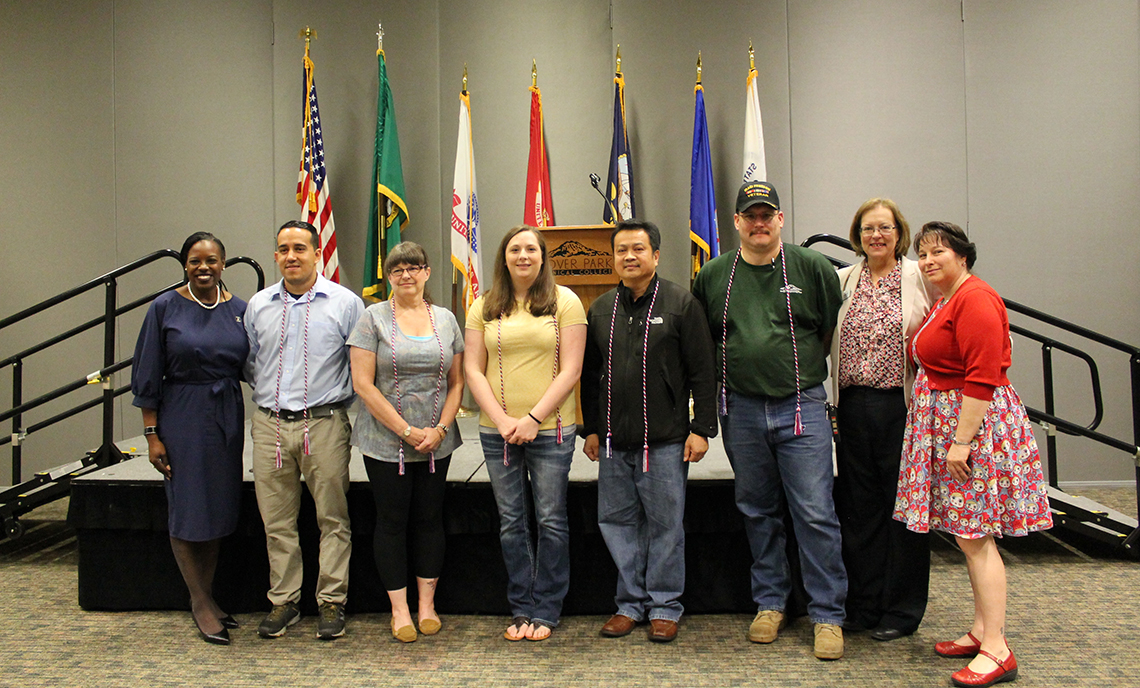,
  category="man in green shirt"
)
[692,181,847,660]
